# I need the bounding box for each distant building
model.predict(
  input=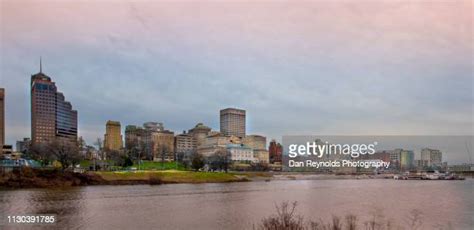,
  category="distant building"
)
[31,61,77,144]
[400,149,414,170]
[226,144,255,163]
[2,145,13,155]
[125,122,172,160]
[175,131,196,154]
[0,88,4,148]
[143,121,164,159]
[104,120,123,151]
[152,130,175,161]
[269,140,282,164]
[448,163,474,172]
[421,148,442,167]
[16,138,31,153]
[242,135,266,149]
[125,125,145,150]
[360,150,391,162]
[55,92,77,141]
[390,149,401,163]
[253,149,270,164]
[143,122,164,132]
[188,123,211,148]
[415,159,425,168]
[197,133,241,157]
[243,135,268,163]
[220,108,246,138]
